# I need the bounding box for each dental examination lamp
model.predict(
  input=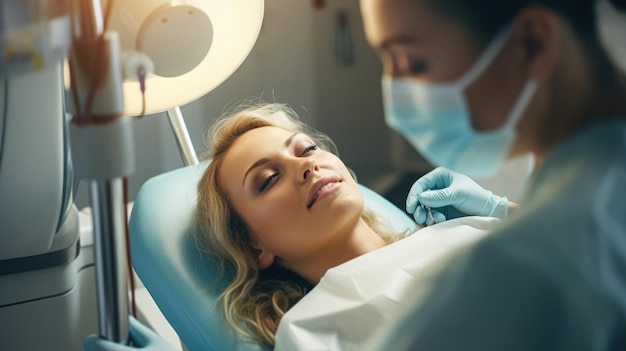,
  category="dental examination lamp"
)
[0,0,263,348]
